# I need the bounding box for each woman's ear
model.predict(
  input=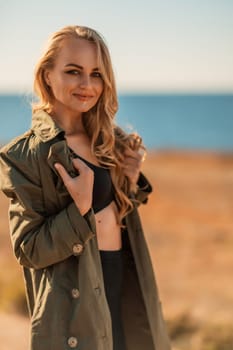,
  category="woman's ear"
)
[44,70,51,86]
